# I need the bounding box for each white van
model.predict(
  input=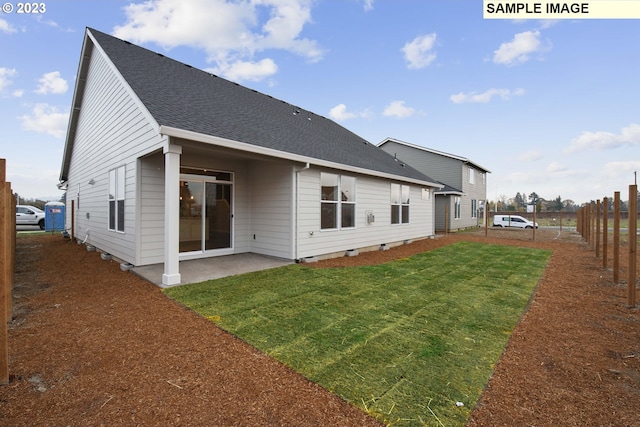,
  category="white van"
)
[493,215,538,229]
